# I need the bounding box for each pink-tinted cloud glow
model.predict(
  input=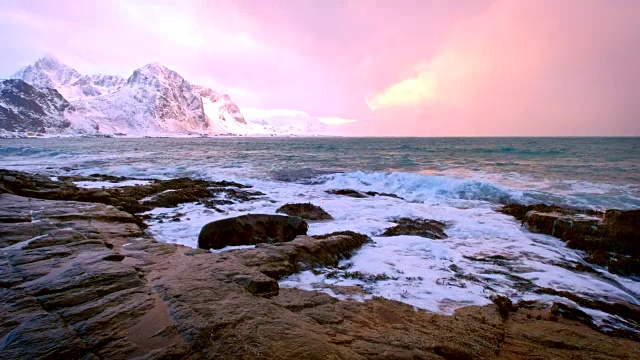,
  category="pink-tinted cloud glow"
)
[1,0,639,136]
